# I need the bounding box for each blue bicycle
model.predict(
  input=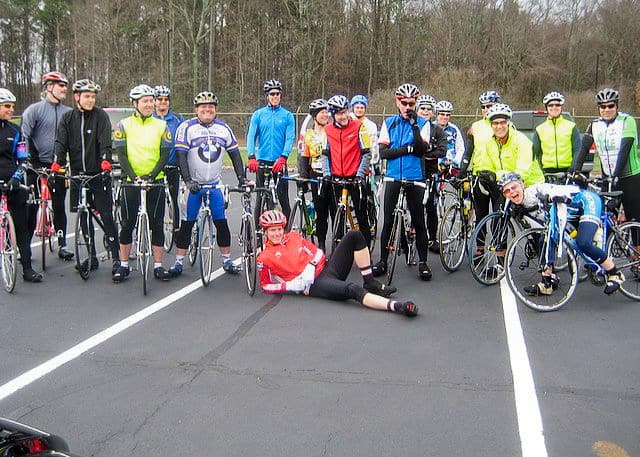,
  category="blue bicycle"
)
[505,190,640,311]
